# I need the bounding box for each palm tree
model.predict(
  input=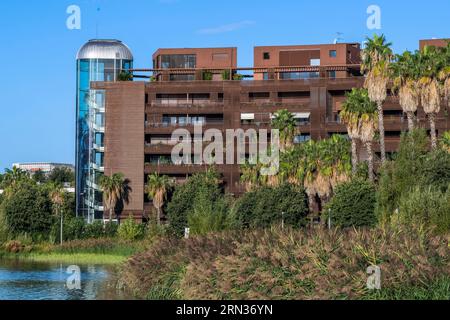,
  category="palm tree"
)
[361,34,393,163]
[115,178,132,225]
[301,136,351,214]
[340,88,378,181]
[341,89,364,174]
[417,45,444,149]
[327,135,352,189]
[49,183,65,245]
[272,109,297,151]
[1,166,28,191]
[391,51,421,131]
[240,161,261,192]
[145,173,172,225]
[438,42,450,107]
[99,173,131,222]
